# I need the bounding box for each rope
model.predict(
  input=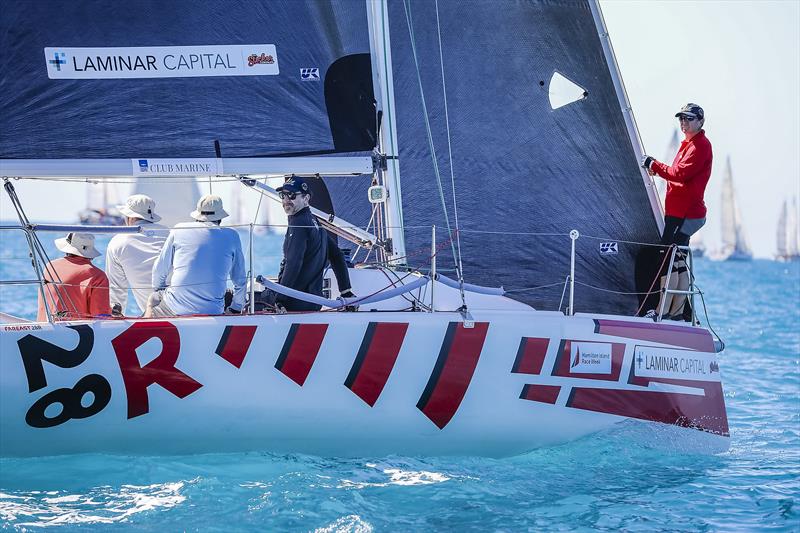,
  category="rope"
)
[634,244,675,316]
[402,0,459,269]
[433,0,466,309]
